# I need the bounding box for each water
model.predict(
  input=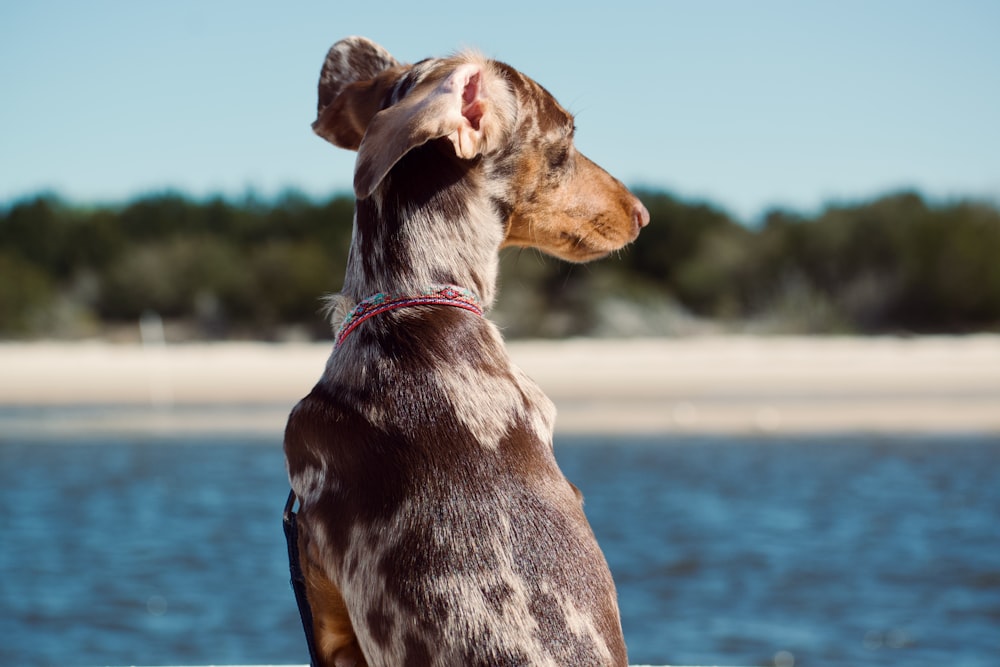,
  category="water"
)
[1,434,998,667]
